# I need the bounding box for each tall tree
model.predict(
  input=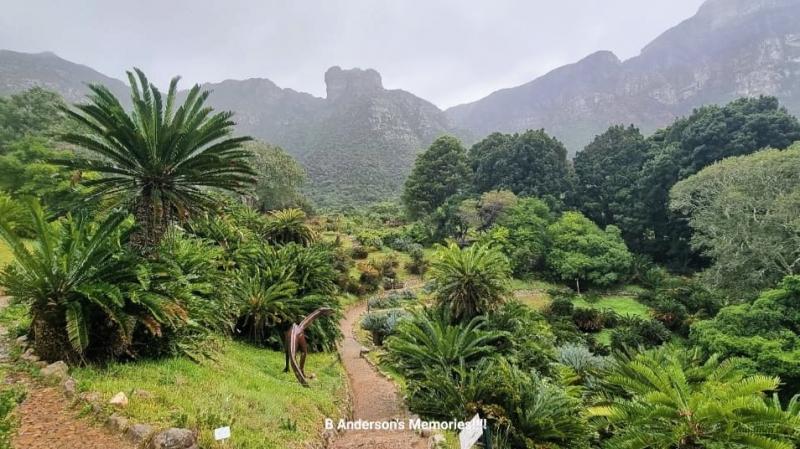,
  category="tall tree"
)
[469,129,571,201]
[57,69,256,252]
[247,141,307,212]
[0,87,70,149]
[572,125,648,229]
[630,96,800,267]
[546,211,632,292]
[402,135,470,219]
[670,144,800,298]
